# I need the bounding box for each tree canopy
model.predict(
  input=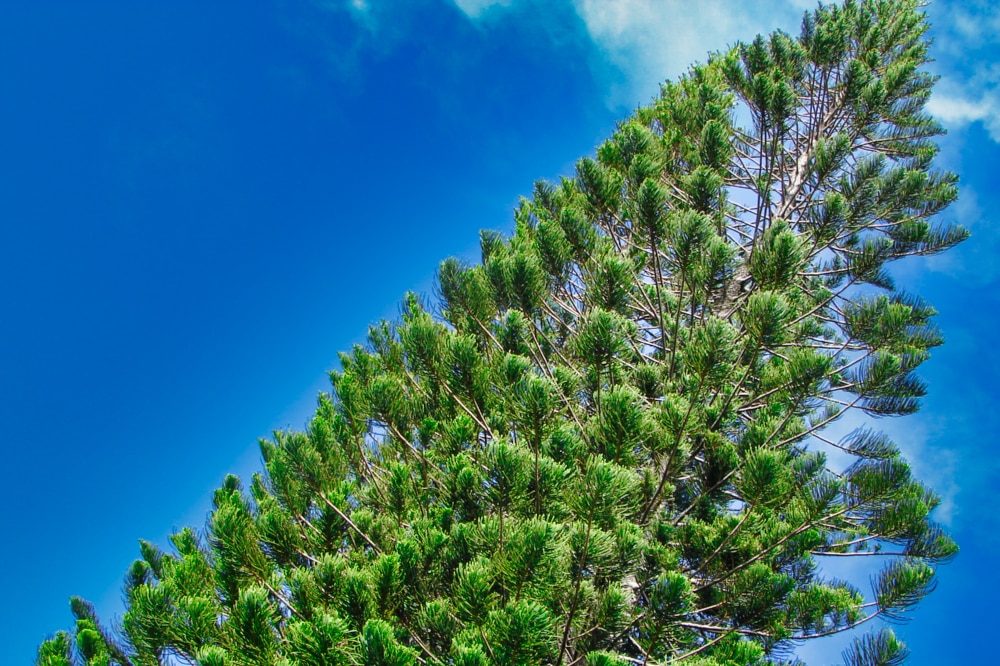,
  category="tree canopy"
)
[38,1,963,664]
